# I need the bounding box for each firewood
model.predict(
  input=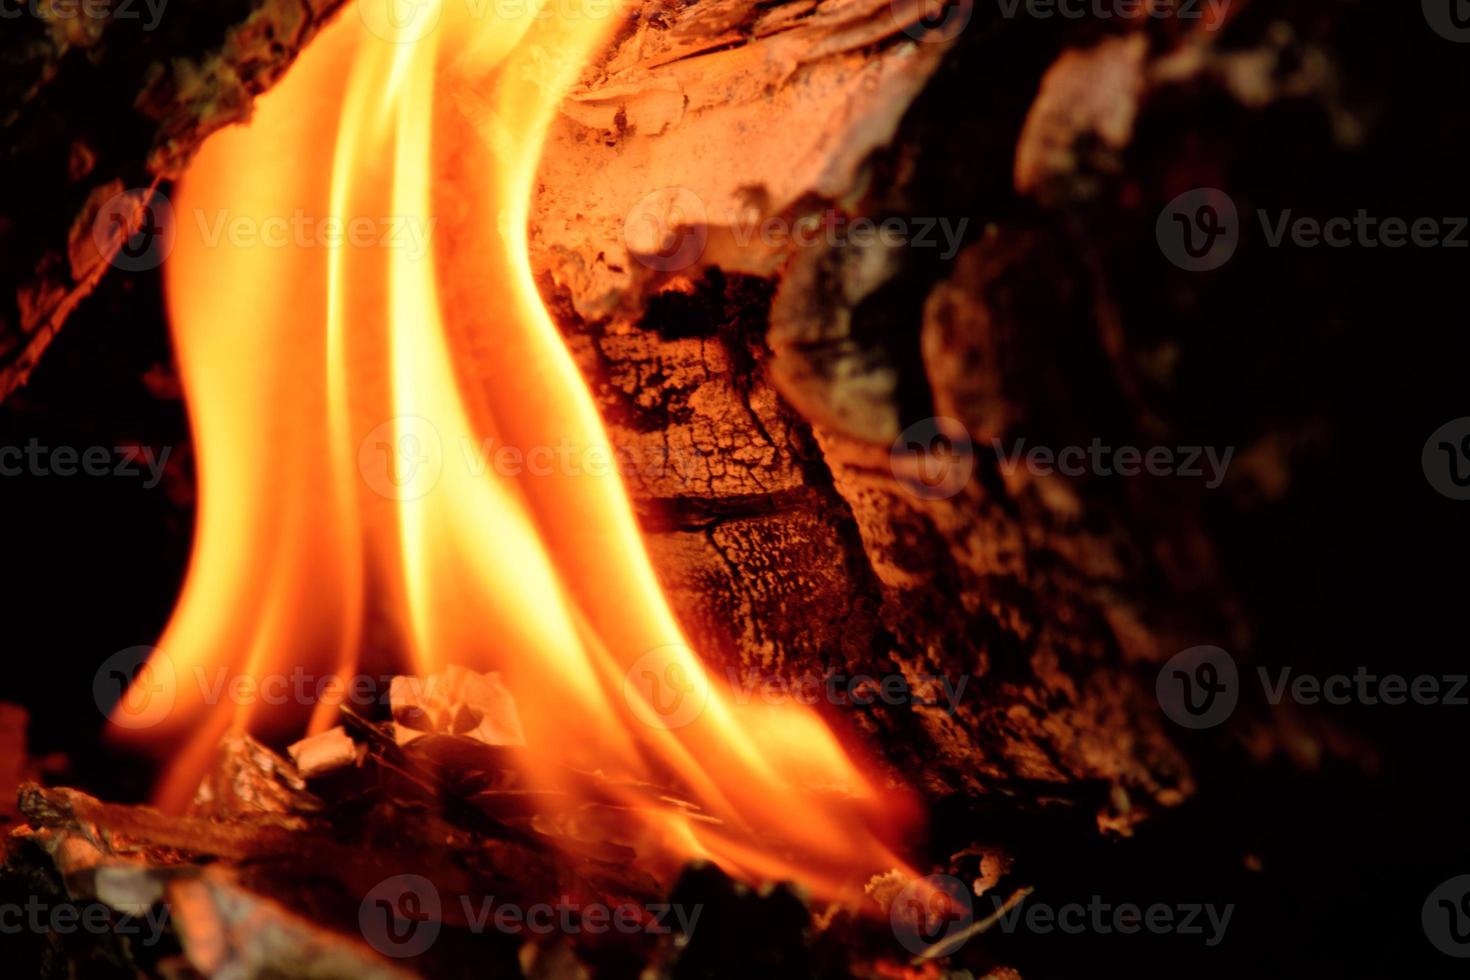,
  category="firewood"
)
[189,733,324,826]
[520,0,1453,837]
[287,726,359,779]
